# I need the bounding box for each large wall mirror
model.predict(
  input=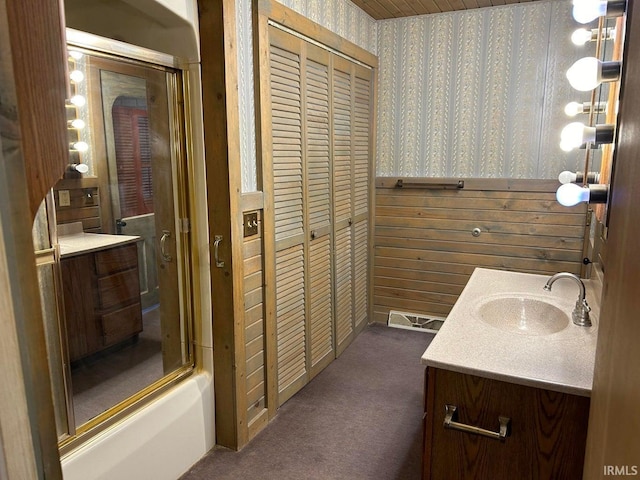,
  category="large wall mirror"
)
[32,30,194,451]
